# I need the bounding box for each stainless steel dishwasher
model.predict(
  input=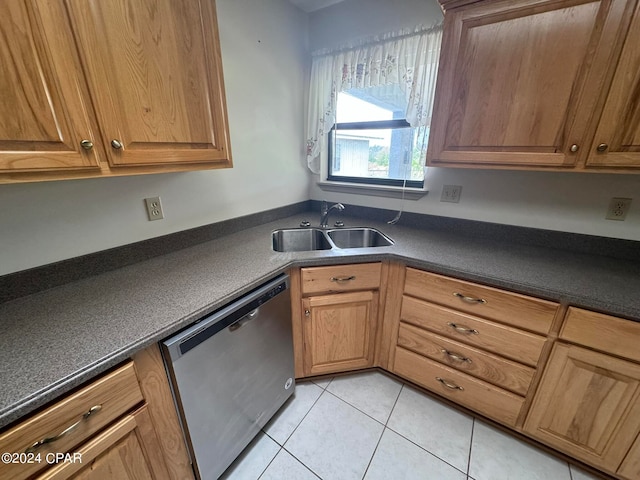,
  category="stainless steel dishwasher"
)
[161,274,295,480]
